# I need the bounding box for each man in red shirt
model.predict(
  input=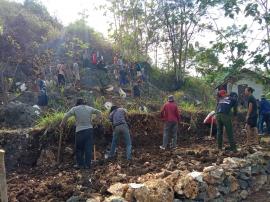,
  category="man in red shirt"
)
[160,95,180,149]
